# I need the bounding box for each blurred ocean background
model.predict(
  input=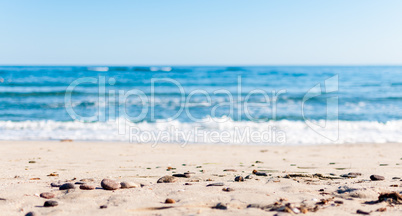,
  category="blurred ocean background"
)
[0,66,401,145]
